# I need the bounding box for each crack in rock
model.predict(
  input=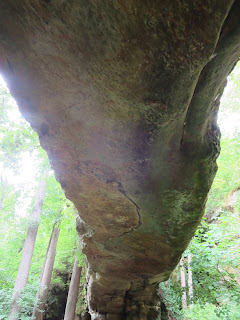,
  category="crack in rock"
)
[116,182,142,238]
